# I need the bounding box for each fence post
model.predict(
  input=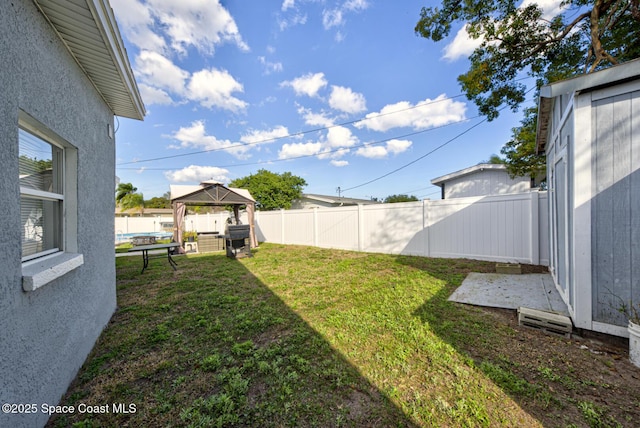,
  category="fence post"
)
[423,199,430,257]
[313,207,318,247]
[530,191,540,265]
[280,209,285,244]
[357,204,364,252]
